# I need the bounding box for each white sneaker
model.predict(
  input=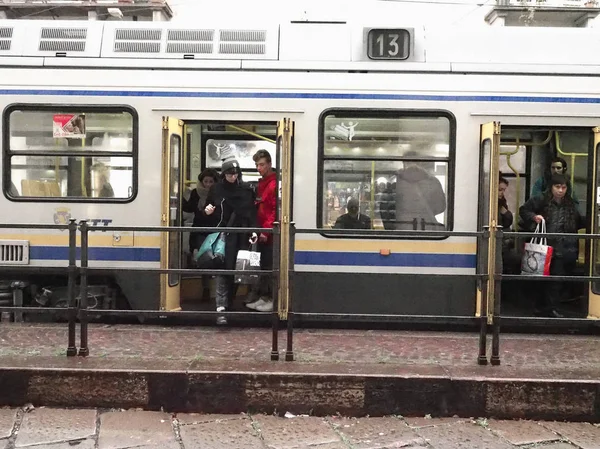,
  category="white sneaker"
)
[246,299,267,310]
[256,300,274,312]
